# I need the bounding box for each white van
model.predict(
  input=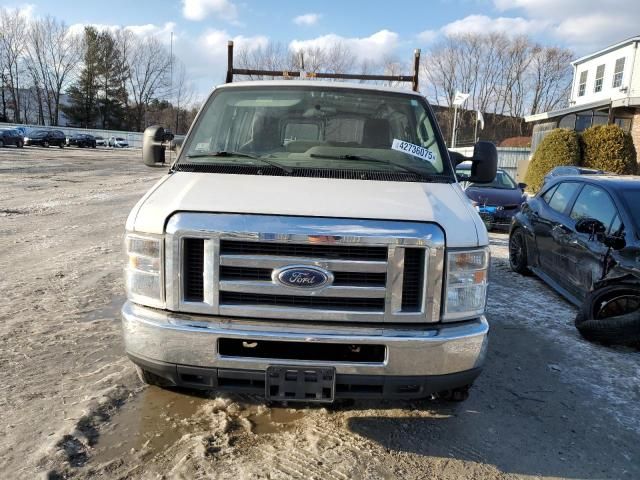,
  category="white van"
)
[122,80,497,403]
